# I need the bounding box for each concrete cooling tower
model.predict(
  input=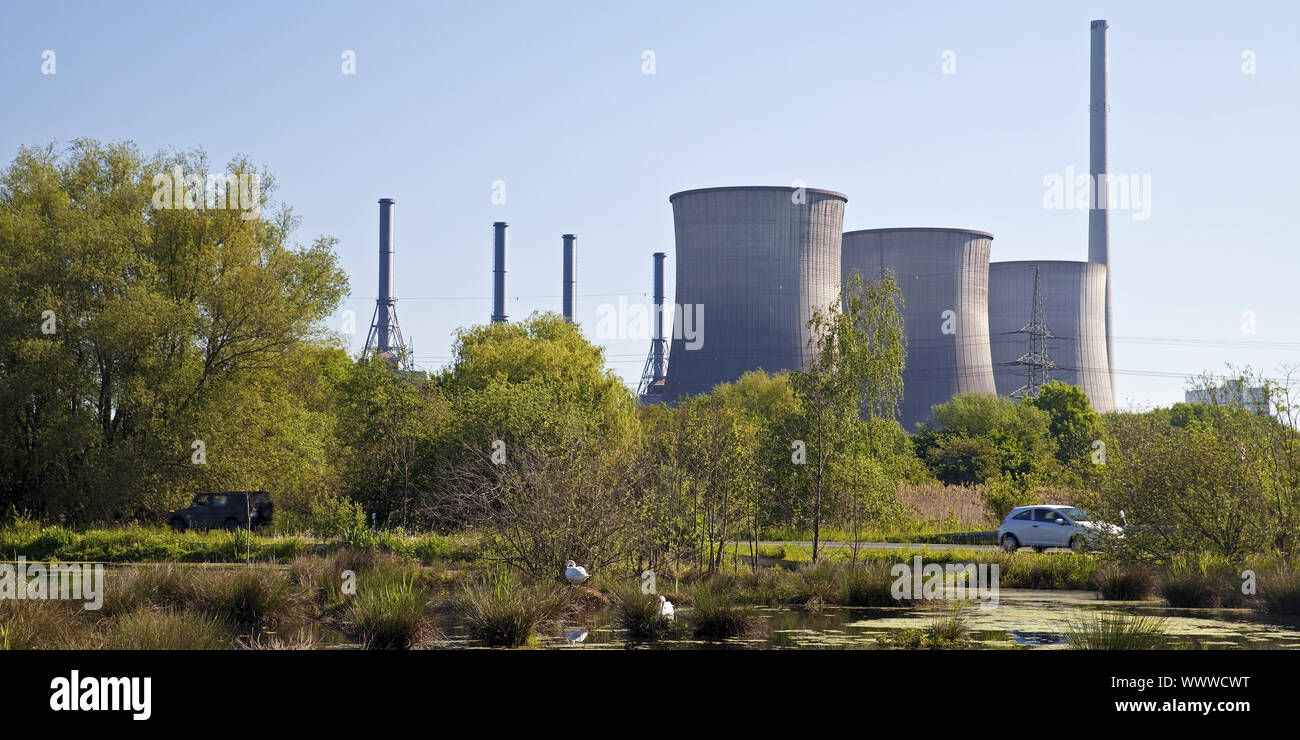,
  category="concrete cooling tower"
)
[840,228,998,430]
[987,261,1115,413]
[662,186,847,402]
